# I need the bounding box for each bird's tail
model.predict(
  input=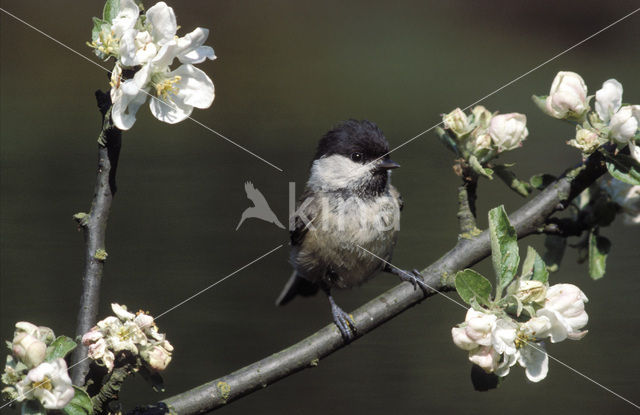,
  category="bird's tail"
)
[275,271,319,306]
